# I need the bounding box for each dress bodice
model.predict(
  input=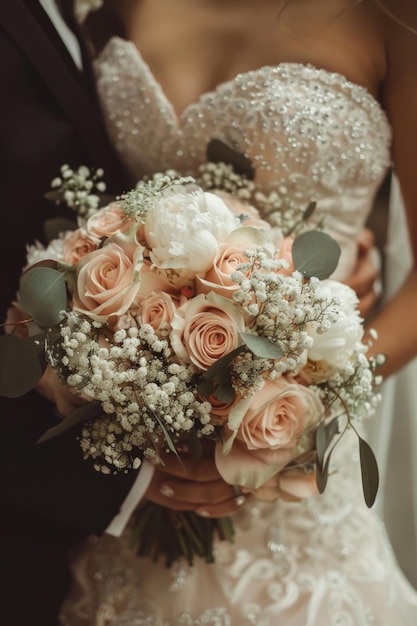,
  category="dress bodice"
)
[94,36,392,280]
